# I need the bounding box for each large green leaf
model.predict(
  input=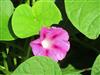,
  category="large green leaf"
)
[0,0,14,40]
[32,0,61,27]
[65,0,100,39]
[62,65,81,75]
[12,4,36,38]
[91,55,100,75]
[12,56,62,75]
[12,1,61,38]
